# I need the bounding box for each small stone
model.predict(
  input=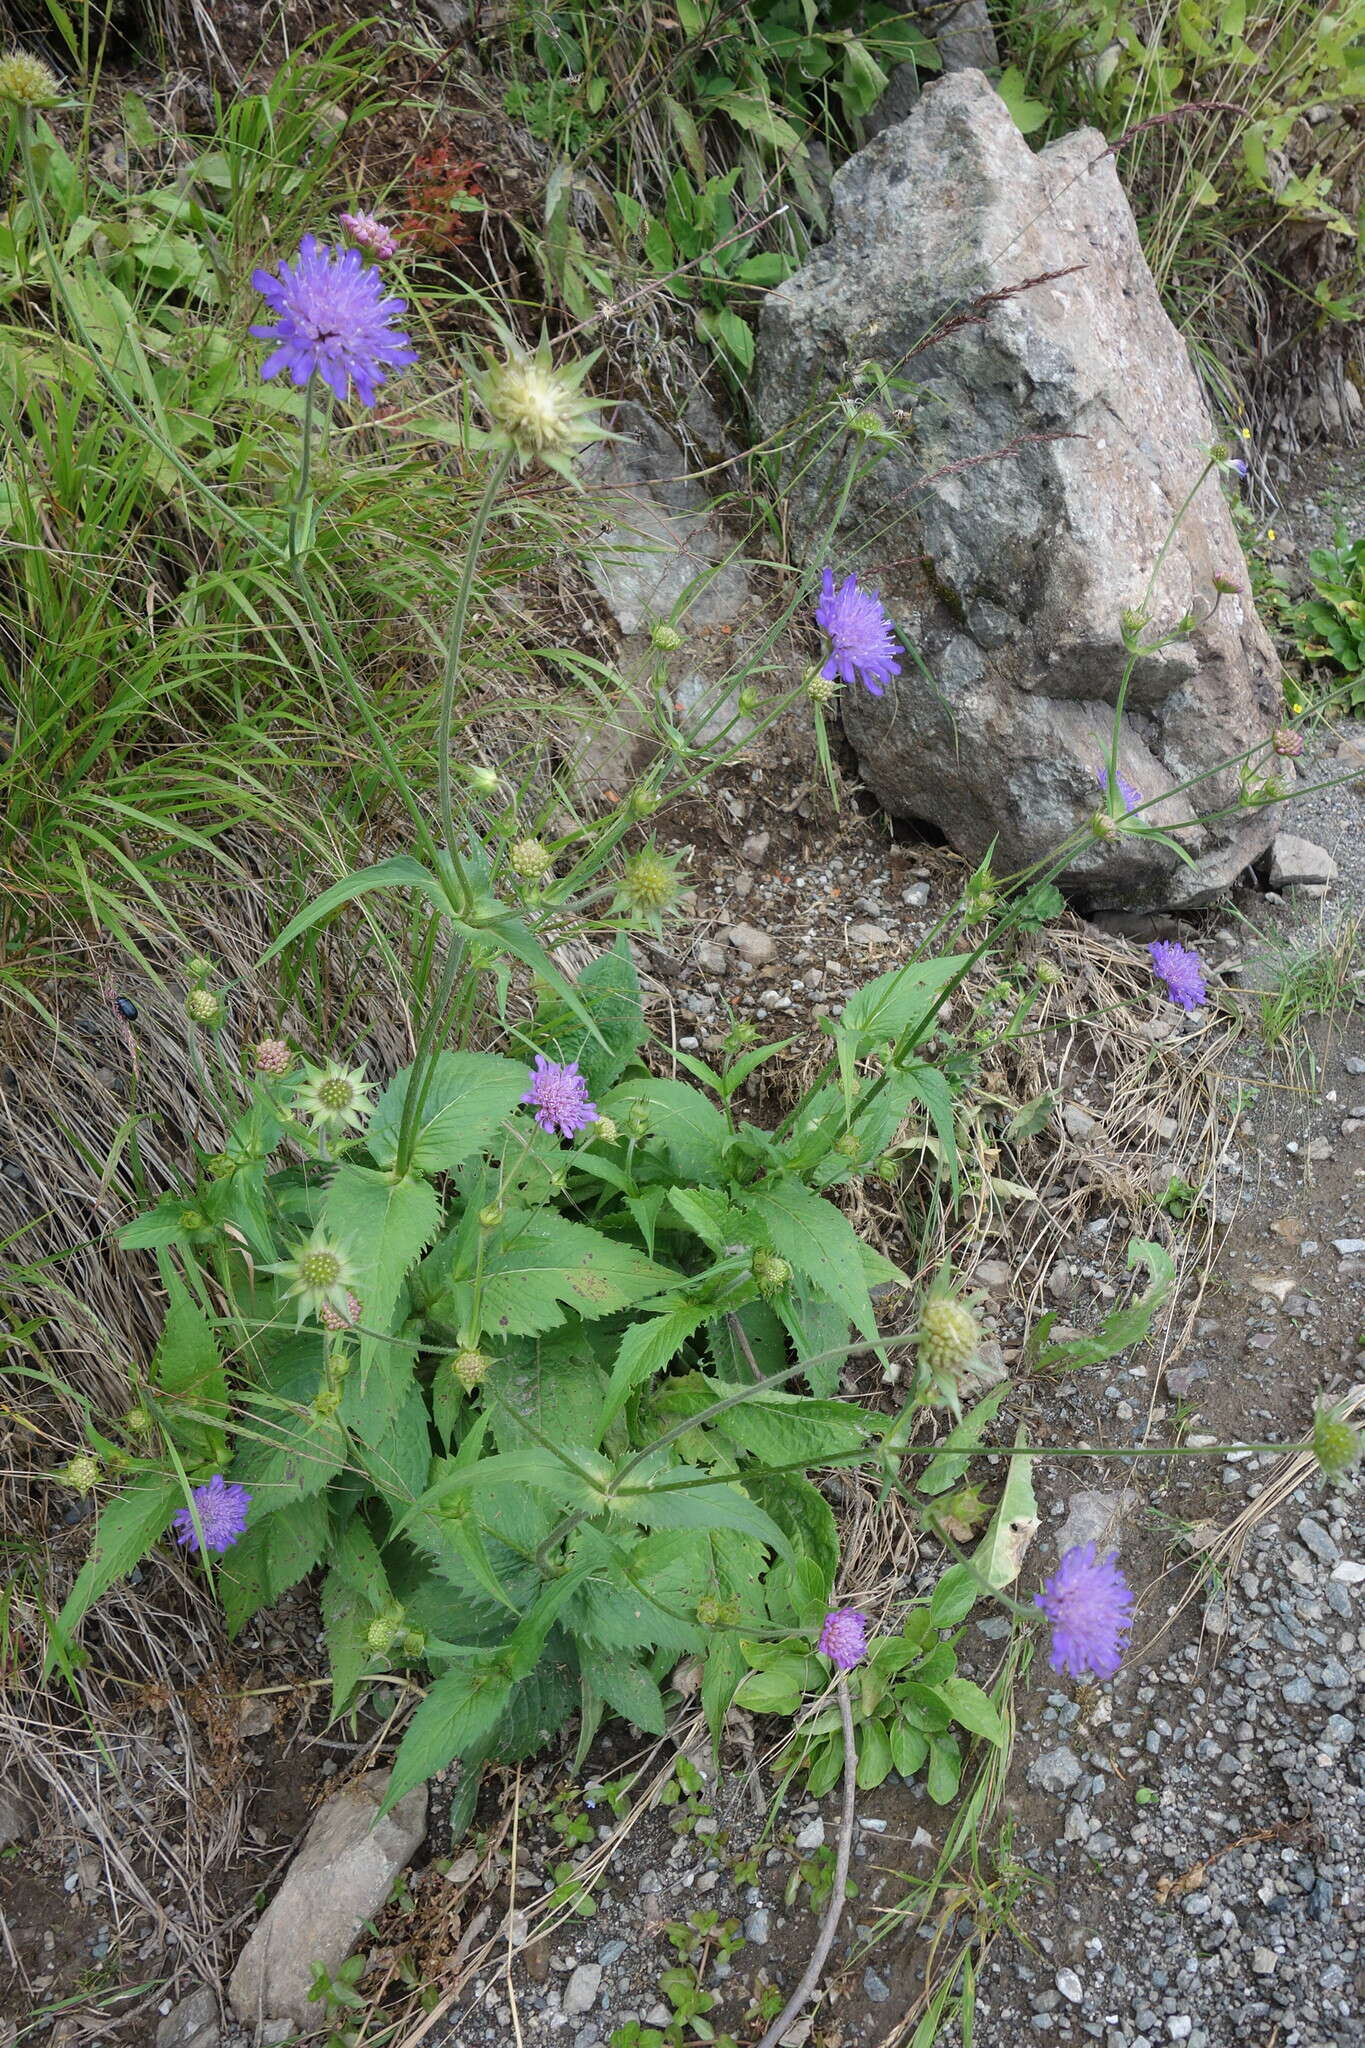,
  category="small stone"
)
[1297,1516,1340,1564]
[1167,2020,1192,2042]
[726,922,776,967]
[1250,1947,1276,1977]
[0,1781,34,1848]
[975,1259,1013,1291]
[744,1907,771,1944]
[156,1988,219,2048]
[597,1939,627,1967]
[1063,1103,1097,1140]
[1055,1968,1083,2005]
[1268,833,1338,890]
[1330,1560,1365,1584]
[794,1817,825,1851]
[1332,1238,1365,1257]
[848,921,892,948]
[902,881,931,907]
[1028,1746,1083,1794]
[863,1968,892,2003]
[563,1964,603,2017]
[1054,1491,1123,1557]
[741,831,770,864]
